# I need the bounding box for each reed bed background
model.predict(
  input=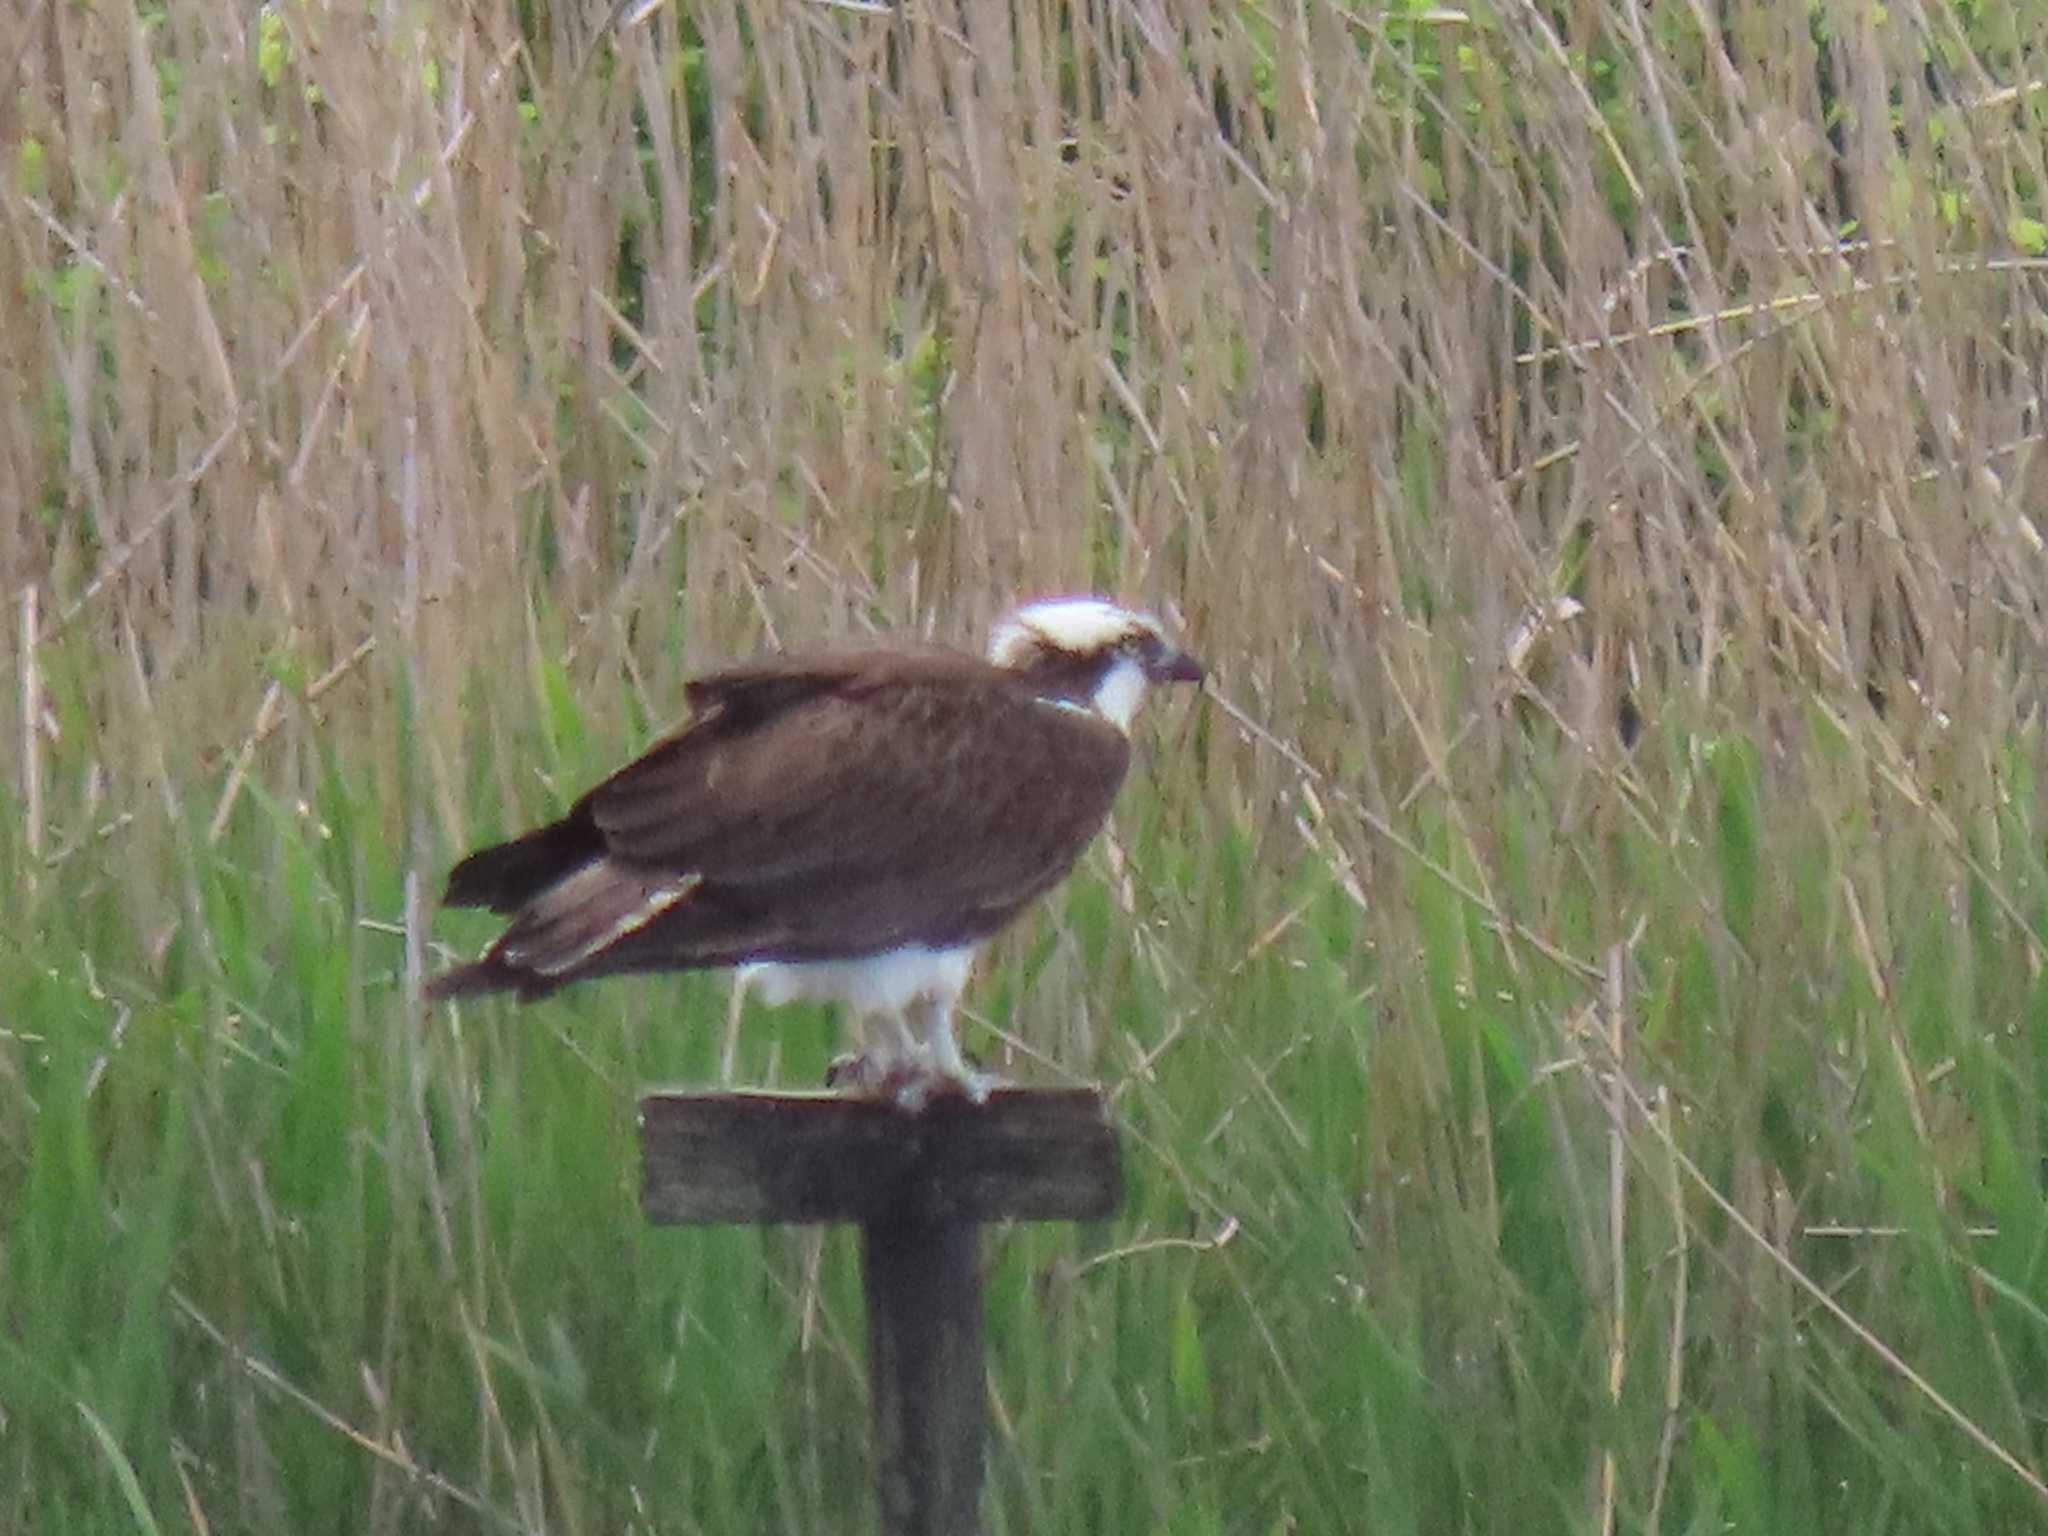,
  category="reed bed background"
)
[5,0,2048,1530]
